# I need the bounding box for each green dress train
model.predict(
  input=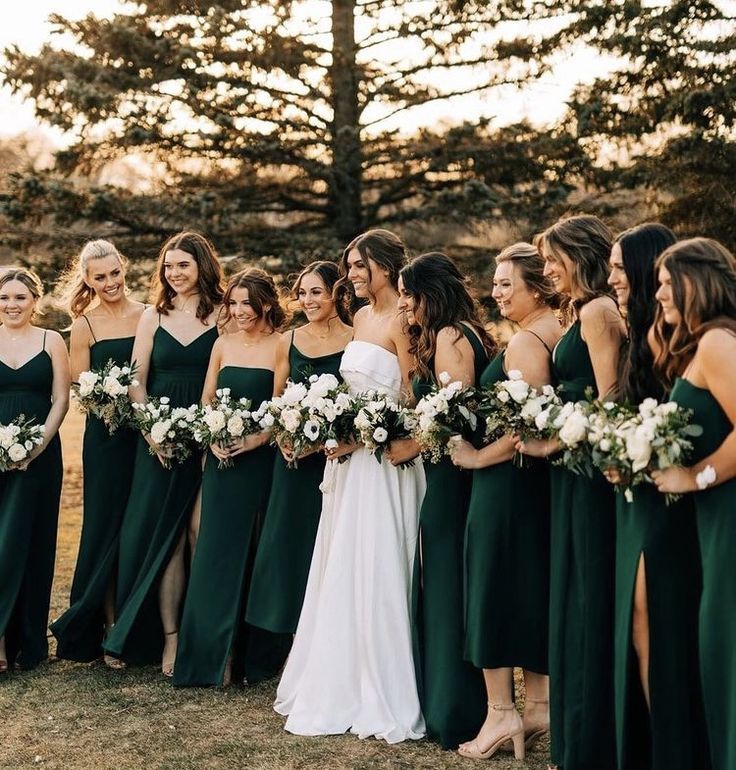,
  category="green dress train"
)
[103,321,217,664]
[671,376,736,770]
[411,326,488,749]
[246,335,343,634]
[0,334,63,670]
[614,484,709,770]
[51,327,138,661]
[173,366,279,686]
[548,319,616,770]
[464,346,550,675]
